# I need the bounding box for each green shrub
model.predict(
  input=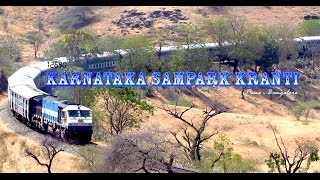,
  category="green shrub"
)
[55,6,96,33]
[289,100,320,121]
[169,98,193,107]
[190,135,258,173]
